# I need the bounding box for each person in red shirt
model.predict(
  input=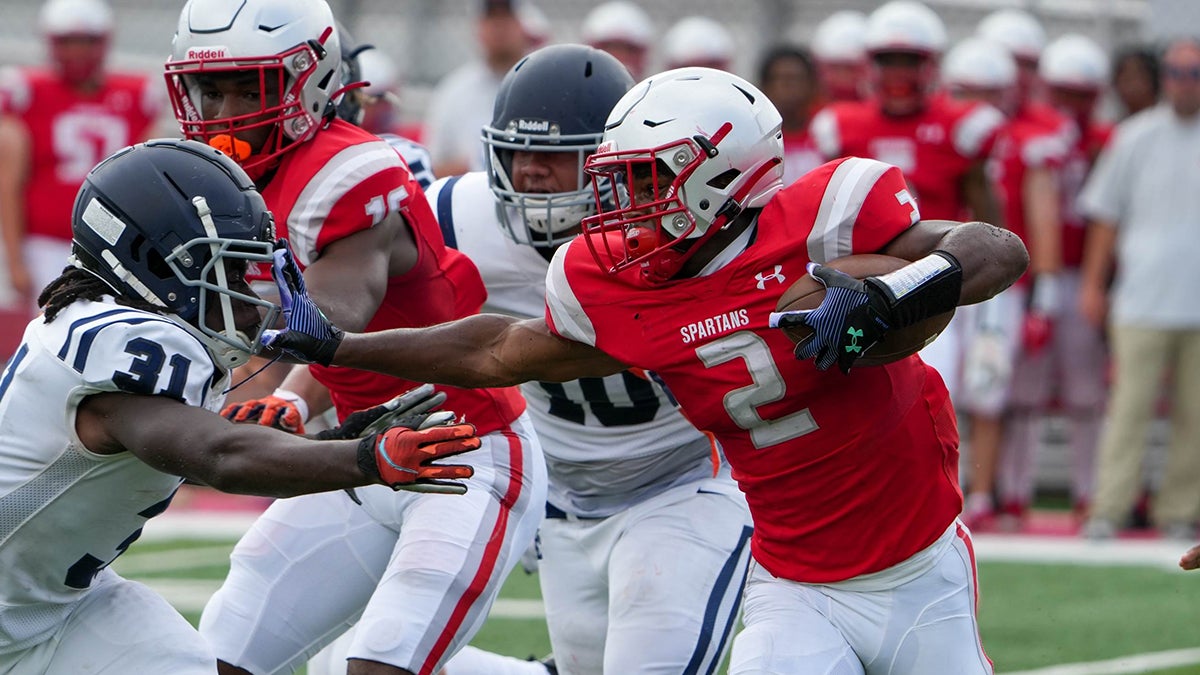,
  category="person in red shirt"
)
[265,66,1029,675]
[809,0,1007,444]
[161,1,544,674]
[808,10,868,104]
[0,0,161,315]
[1005,34,1113,531]
[941,36,1071,531]
[758,44,824,186]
